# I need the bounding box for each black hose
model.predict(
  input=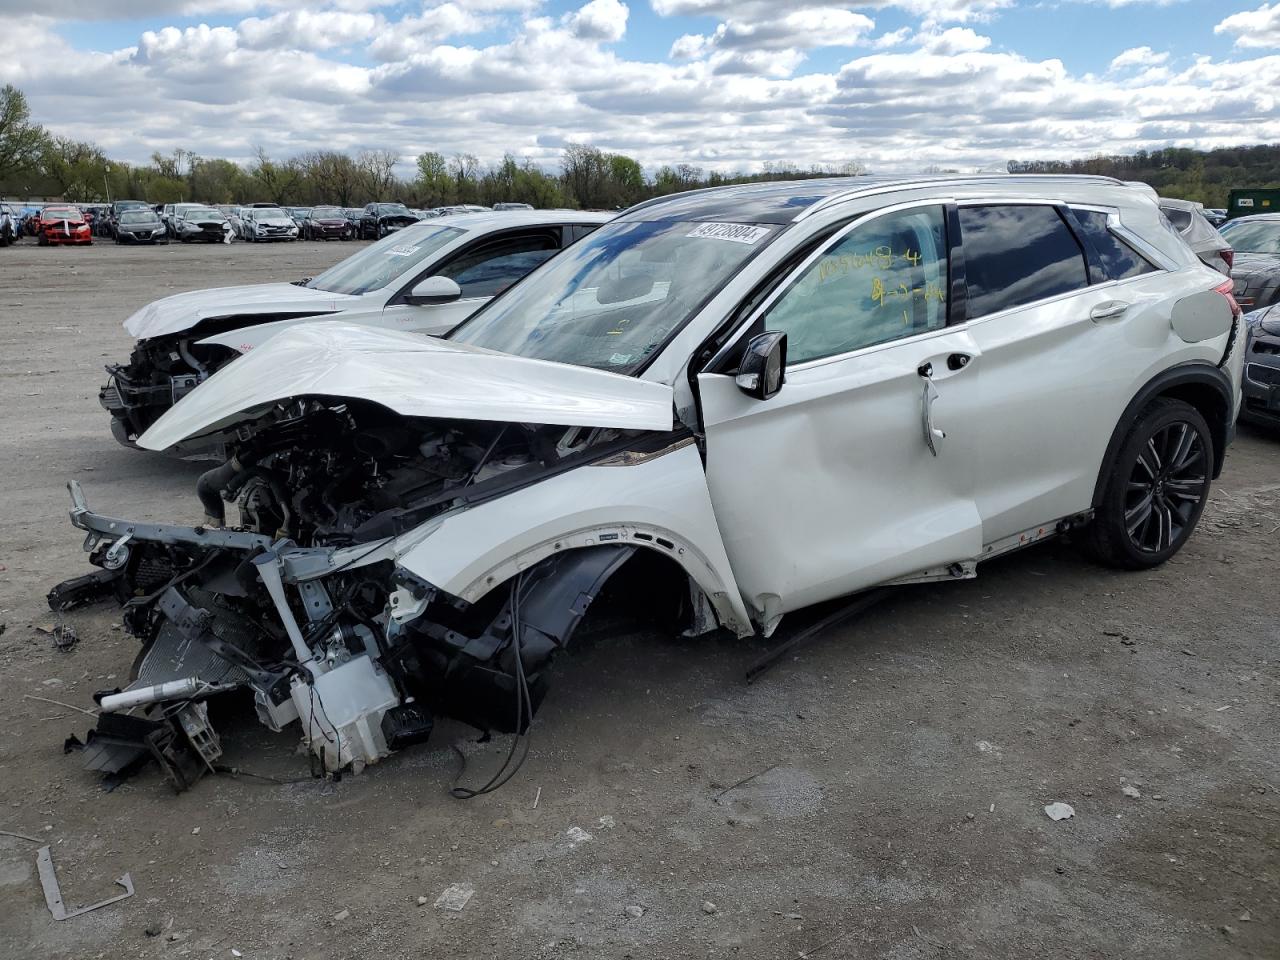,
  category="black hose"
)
[196,459,241,526]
